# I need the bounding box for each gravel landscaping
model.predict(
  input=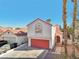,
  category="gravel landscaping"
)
[0,44,10,54]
